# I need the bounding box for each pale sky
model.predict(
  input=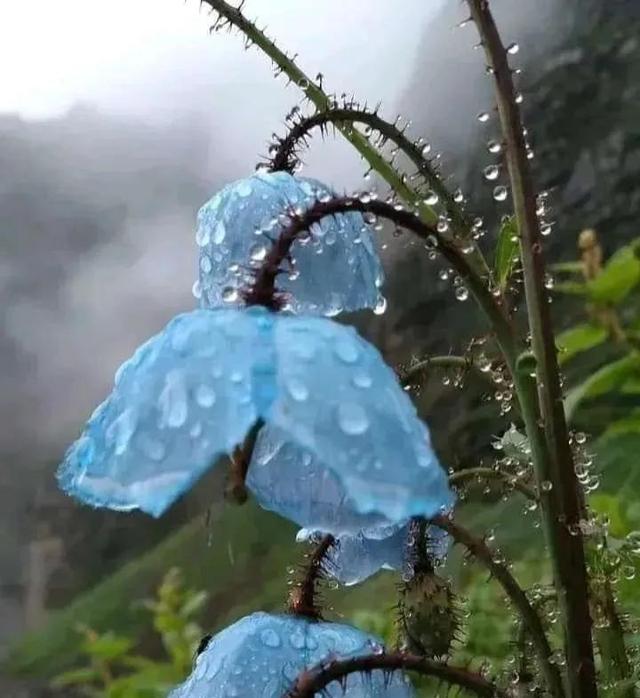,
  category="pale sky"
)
[1,0,444,120]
